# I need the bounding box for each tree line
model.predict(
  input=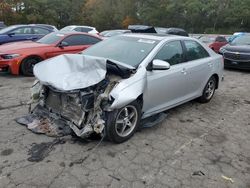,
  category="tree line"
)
[0,0,250,34]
